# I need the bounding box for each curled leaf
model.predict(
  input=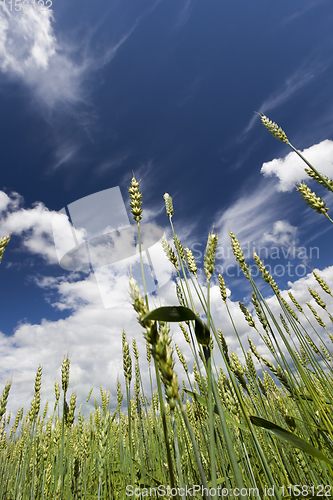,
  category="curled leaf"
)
[143,306,211,346]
